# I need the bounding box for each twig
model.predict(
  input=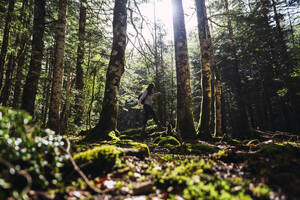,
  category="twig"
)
[61,139,103,194]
